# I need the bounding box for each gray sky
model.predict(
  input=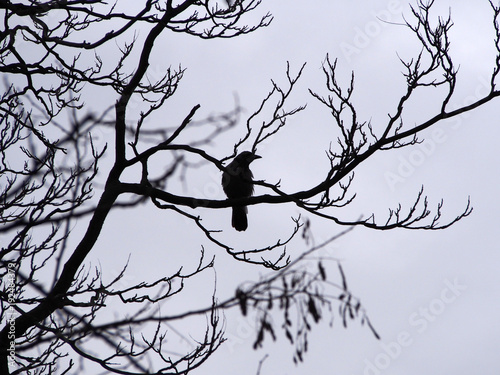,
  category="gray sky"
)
[84,1,500,374]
